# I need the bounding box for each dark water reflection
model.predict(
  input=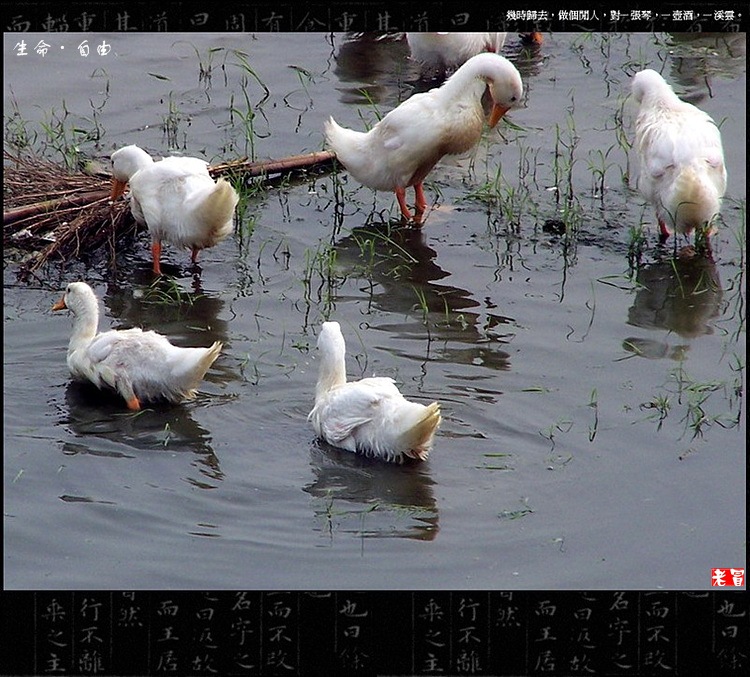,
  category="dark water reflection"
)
[624,255,723,359]
[332,33,414,105]
[305,440,439,541]
[332,224,513,370]
[103,276,231,353]
[62,380,224,487]
[667,33,747,103]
